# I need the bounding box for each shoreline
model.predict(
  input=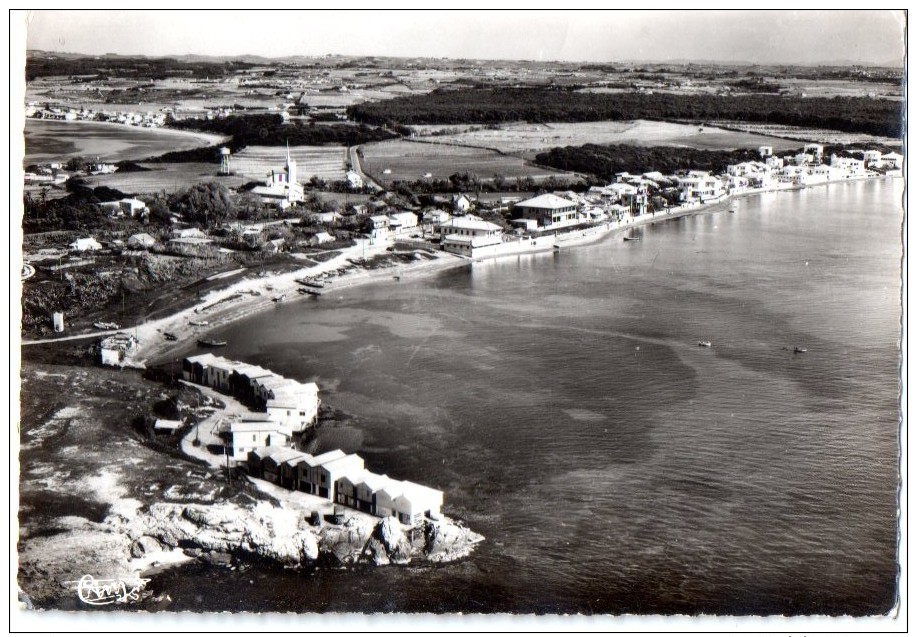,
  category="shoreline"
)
[22,173,899,364]
[23,118,229,163]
